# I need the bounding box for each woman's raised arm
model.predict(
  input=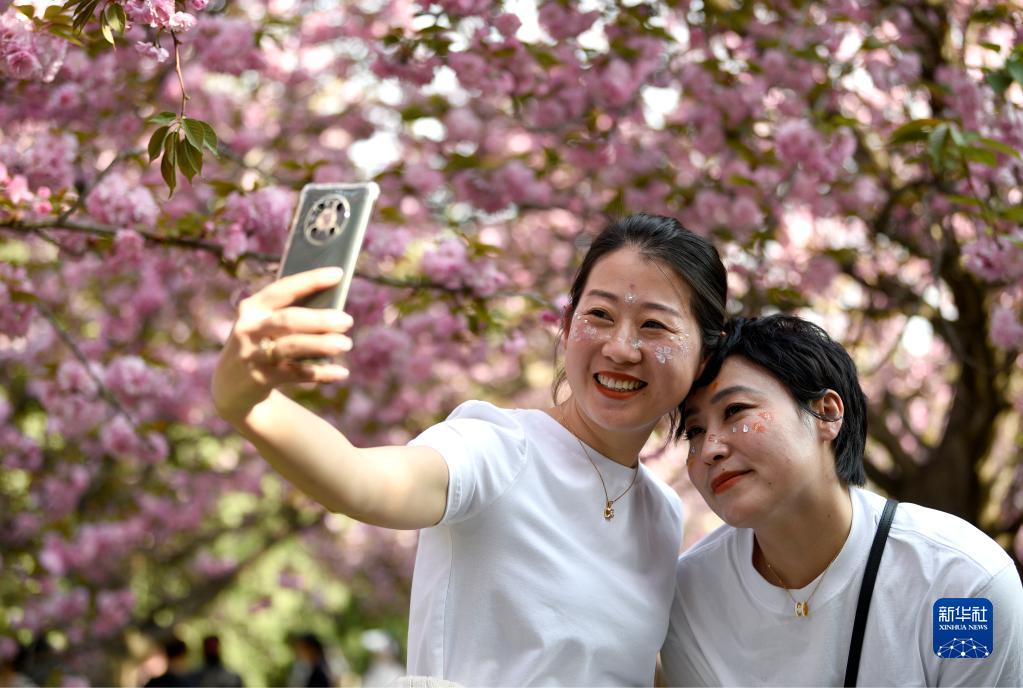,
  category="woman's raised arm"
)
[211,267,449,529]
